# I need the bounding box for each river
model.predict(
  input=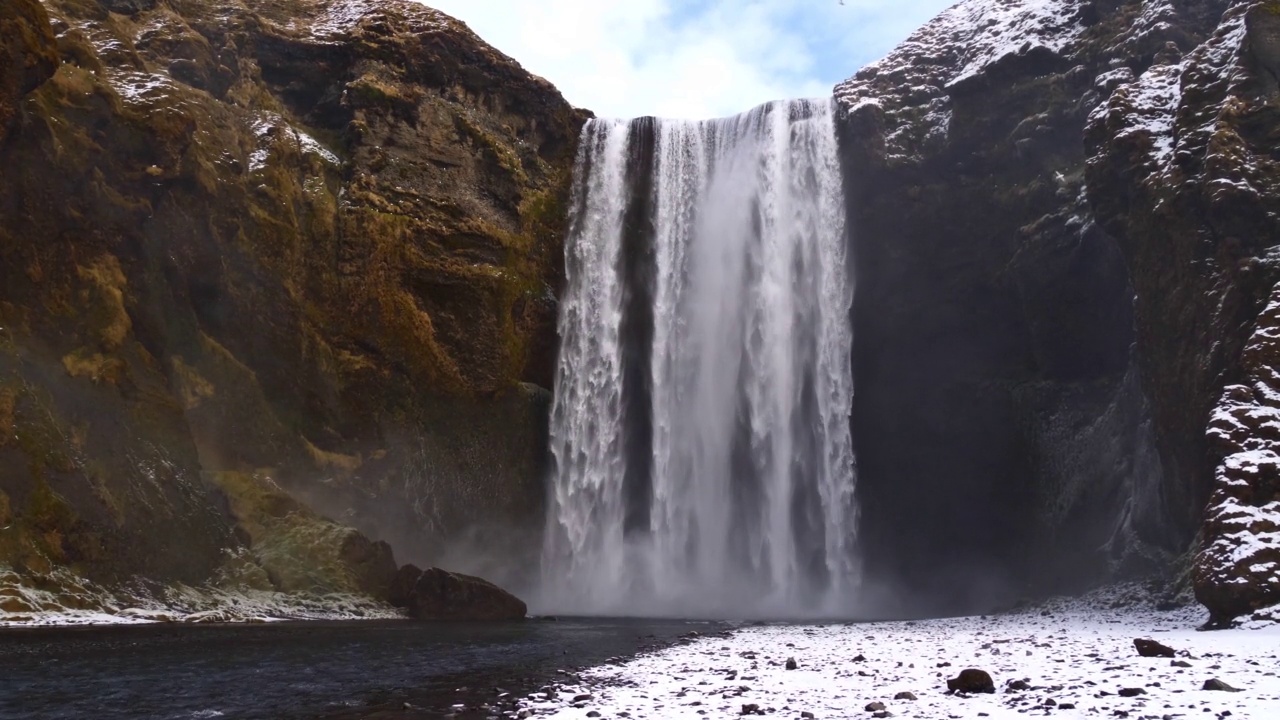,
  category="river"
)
[0,618,720,719]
